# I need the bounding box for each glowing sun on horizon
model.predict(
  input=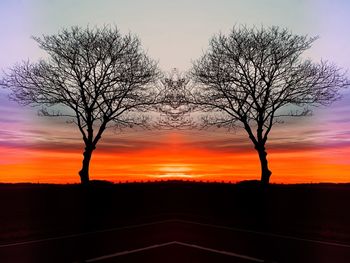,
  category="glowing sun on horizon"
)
[153,173,195,178]
[151,164,199,179]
